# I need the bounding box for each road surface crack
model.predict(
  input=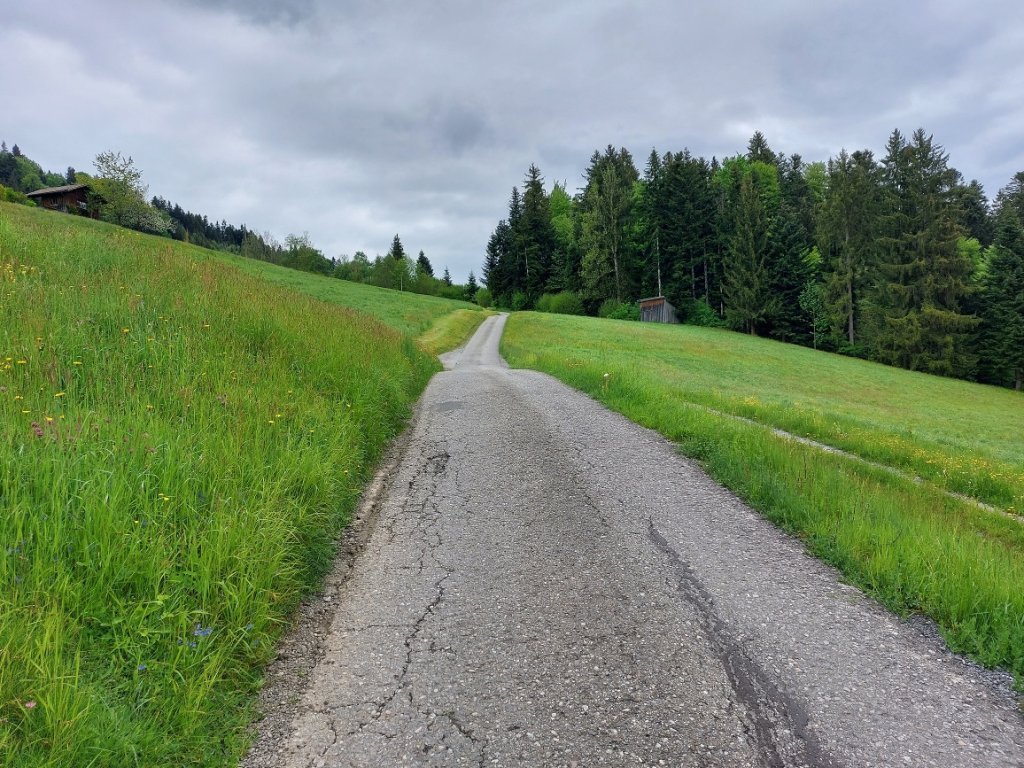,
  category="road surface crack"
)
[340,445,454,742]
[648,518,842,768]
